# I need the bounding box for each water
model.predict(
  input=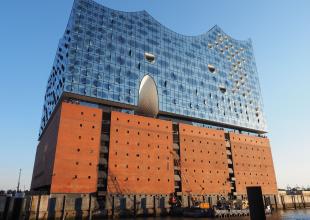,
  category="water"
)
[267,209,310,220]
[219,209,310,220]
[125,209,310,220]
[265,209,310,220]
